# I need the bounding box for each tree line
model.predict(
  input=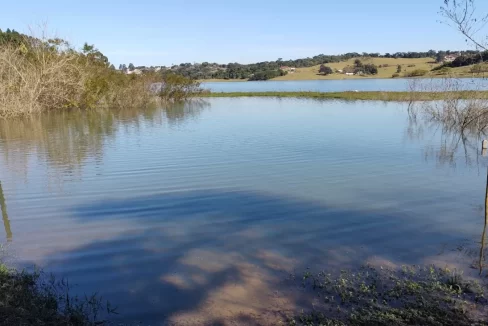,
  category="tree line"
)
[155,50,479,81]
